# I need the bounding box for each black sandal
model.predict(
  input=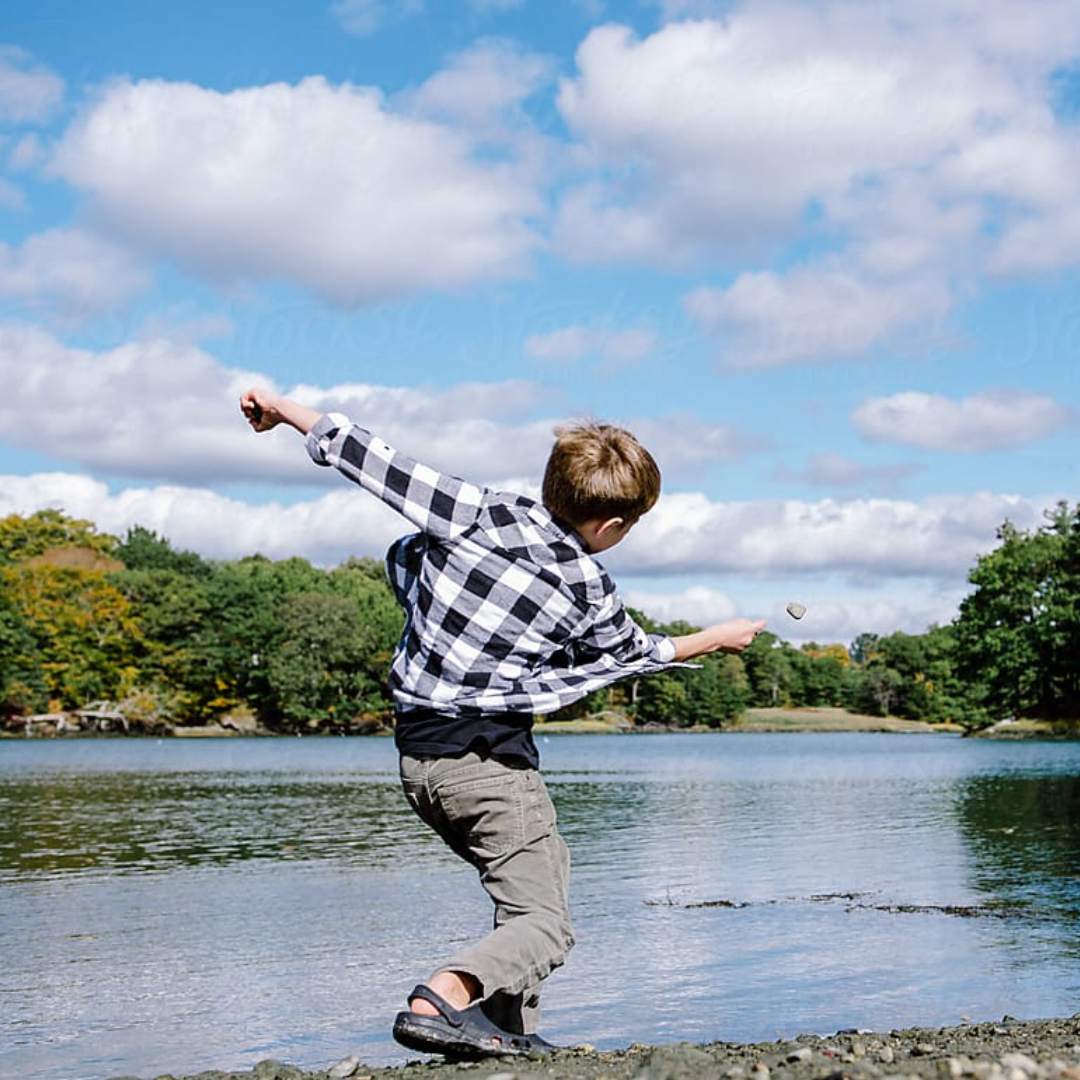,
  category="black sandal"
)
[392,984,555,1059]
